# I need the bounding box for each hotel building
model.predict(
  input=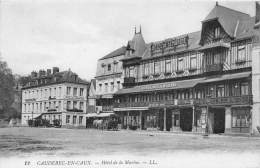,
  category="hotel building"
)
[112,3,260,134]
[21,67,89,128]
